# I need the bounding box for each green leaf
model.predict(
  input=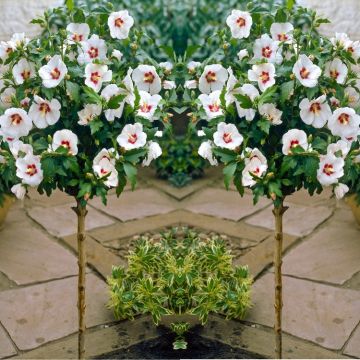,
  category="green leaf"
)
[89,120,103,135]
[107,94,126,109]
[212,148,237,163]
[257,85,278,107]
[275,8,287,22]
[281,81,294,103]
[124,148,147,163]
[83,86,102,105]
[66,0,74,11]
[223,162,237,190]
[286,0,295,10]
[73,8,85,23]
[234,94,253,109]
[184,45,200,60]
[66,81,80,104]
[258,119,271,134]
[123,162,137,190]
[160,45,175,60]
